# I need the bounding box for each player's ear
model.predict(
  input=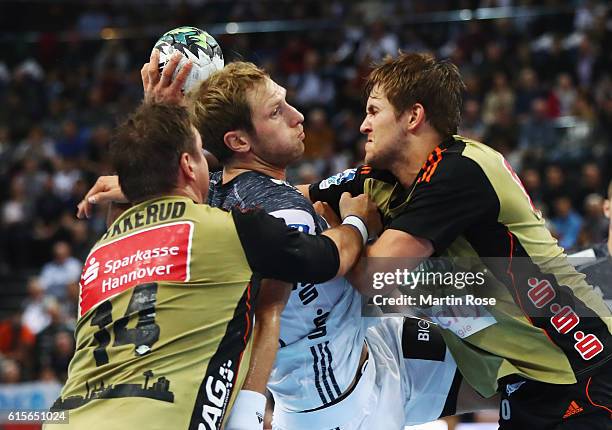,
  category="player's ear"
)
[603,199,610,219]
[401,103,426,132]
[179,152,196,181]
[223,130,251,154]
